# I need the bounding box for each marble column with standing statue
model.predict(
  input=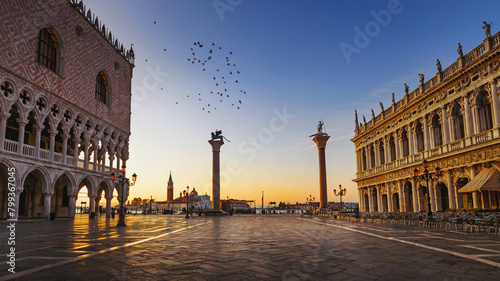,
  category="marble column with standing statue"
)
[208,130,229,210]
[310,121,330,209]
